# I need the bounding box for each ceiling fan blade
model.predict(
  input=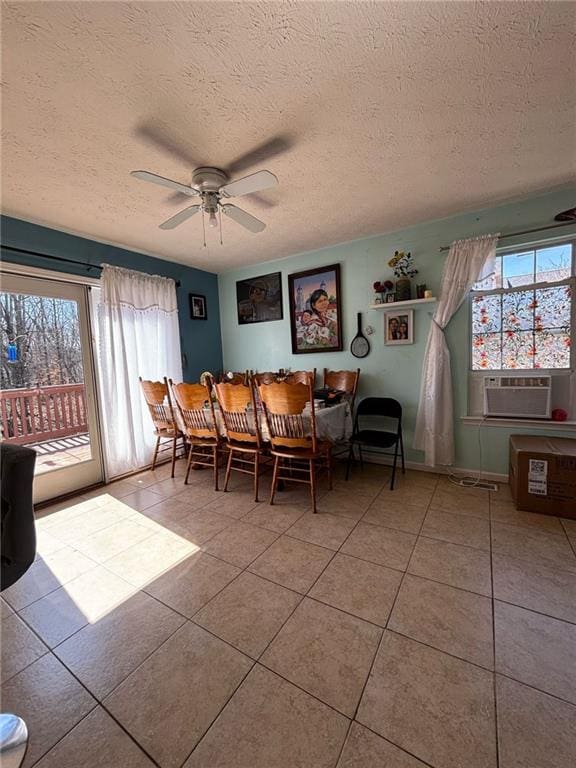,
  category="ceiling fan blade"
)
[159,205,201,230]
[220,170,278,198]
[132,170,199,197]
[221,204,266,233]
[226,134,293,175]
